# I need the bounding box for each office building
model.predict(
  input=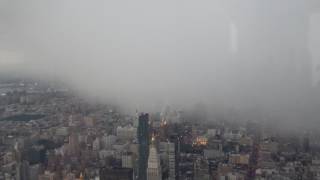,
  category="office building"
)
[147,144,162,180]
[137,113,150,180]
